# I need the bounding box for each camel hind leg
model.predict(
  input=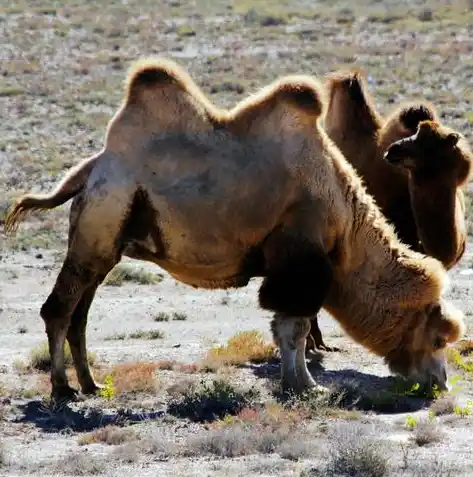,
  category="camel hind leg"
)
[66,275,109,395]
[41,189,132,401]
[306,316,341,355]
